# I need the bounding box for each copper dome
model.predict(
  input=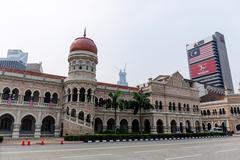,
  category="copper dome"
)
[70,37,97,54]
